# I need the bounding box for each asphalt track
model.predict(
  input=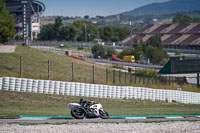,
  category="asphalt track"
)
[87,58,163,69]
[1,115,200,124]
